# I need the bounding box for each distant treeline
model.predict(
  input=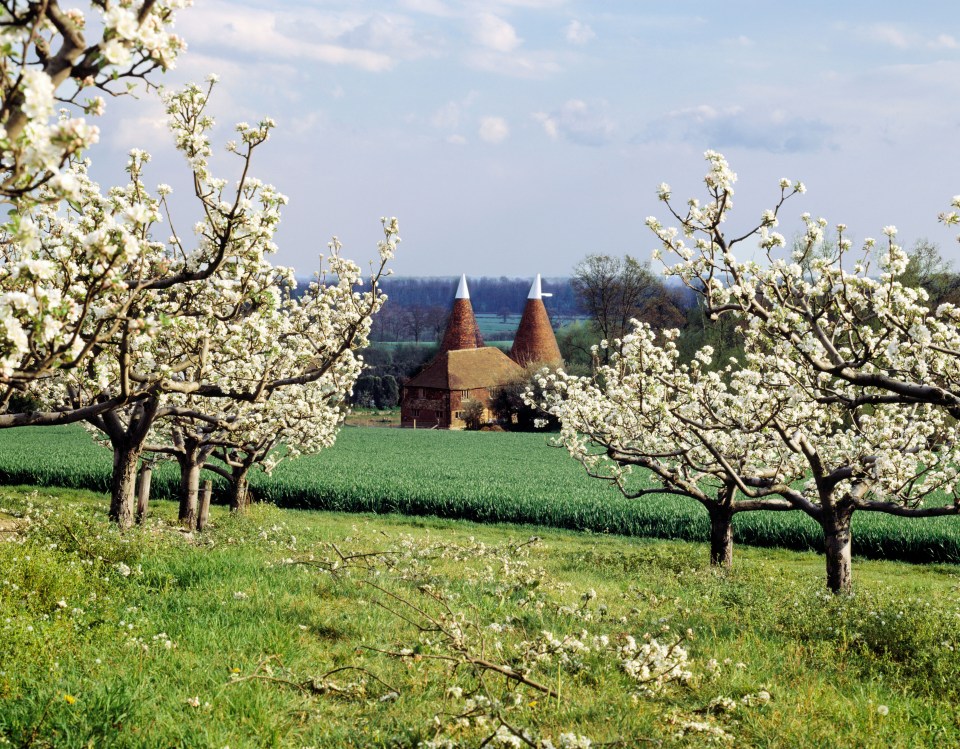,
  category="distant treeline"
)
[380,276,583,315]
[295,276,580,314]
[295,275,700,316]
